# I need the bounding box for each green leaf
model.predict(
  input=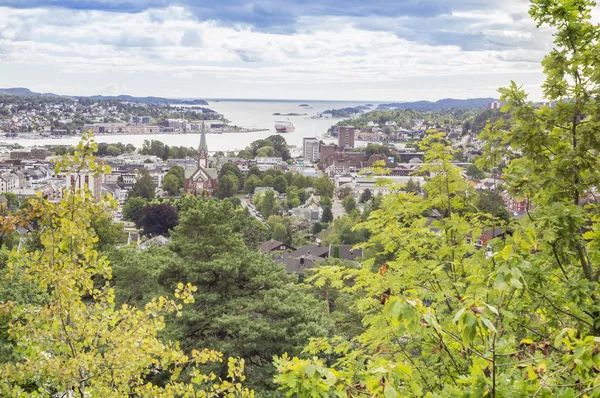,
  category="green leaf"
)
[384,384,398,398]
